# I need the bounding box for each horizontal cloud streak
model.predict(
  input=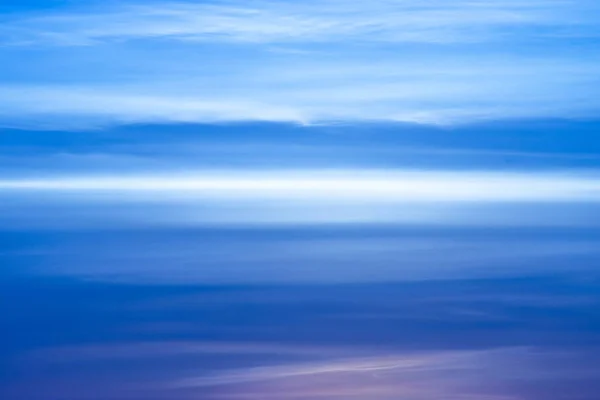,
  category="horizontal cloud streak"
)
[169,348,539,400]
[9,227,600,283]
[1,54,599,126]
[172,351,490,387]
[3,0,595,46]
[1,1,599,126]
[3,169,600,202]
[5,274,600,399]
[3,169,600,227]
